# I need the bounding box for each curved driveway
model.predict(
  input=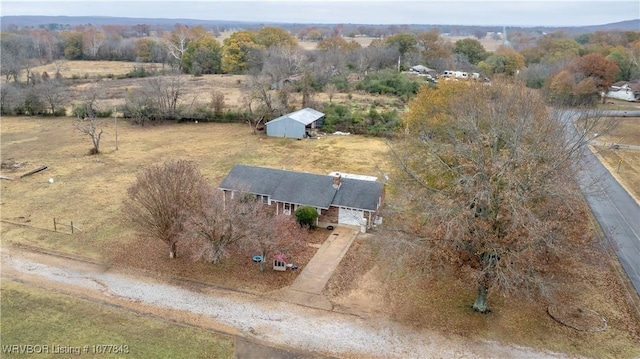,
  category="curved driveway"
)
[572,111,640,297]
